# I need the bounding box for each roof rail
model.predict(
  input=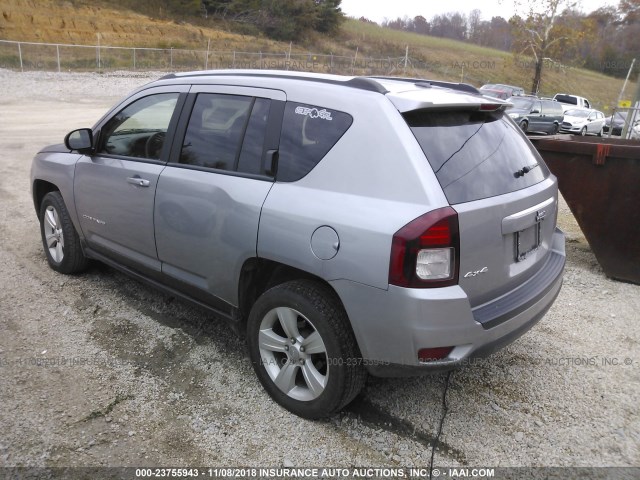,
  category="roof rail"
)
[158,71,388,94]
[368,76,480,95]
